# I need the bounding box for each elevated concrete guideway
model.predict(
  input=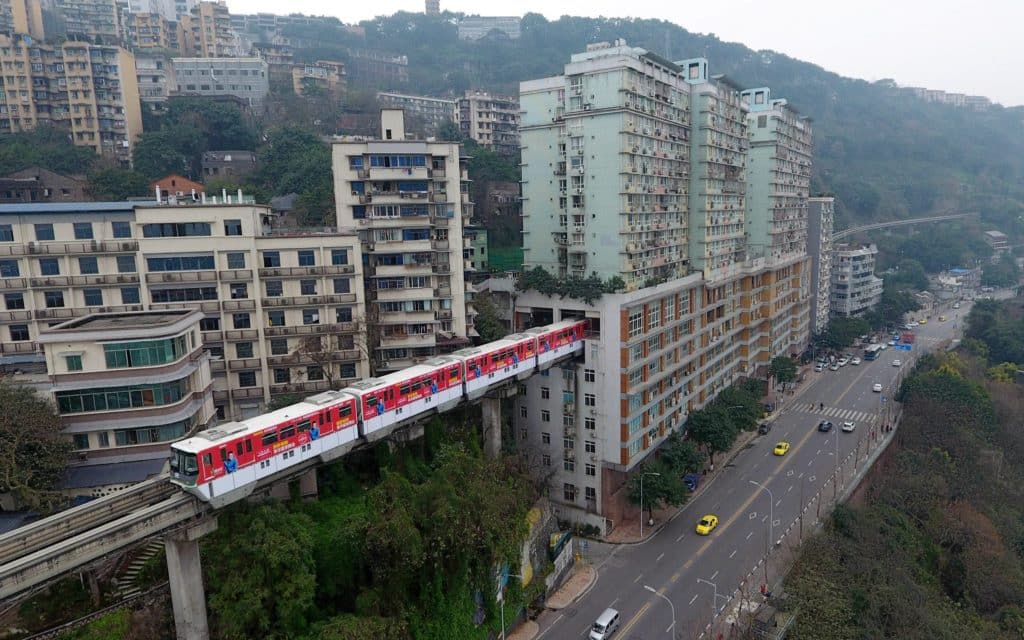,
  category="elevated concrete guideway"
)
[831,212,977,241]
